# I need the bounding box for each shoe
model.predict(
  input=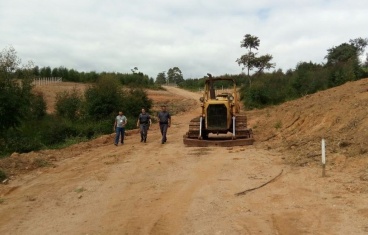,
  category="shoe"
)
[144,138,146,143]
[120,142,124,144]
[114,143,118,146]
[140,138,143,142]
[161,141,164,144]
